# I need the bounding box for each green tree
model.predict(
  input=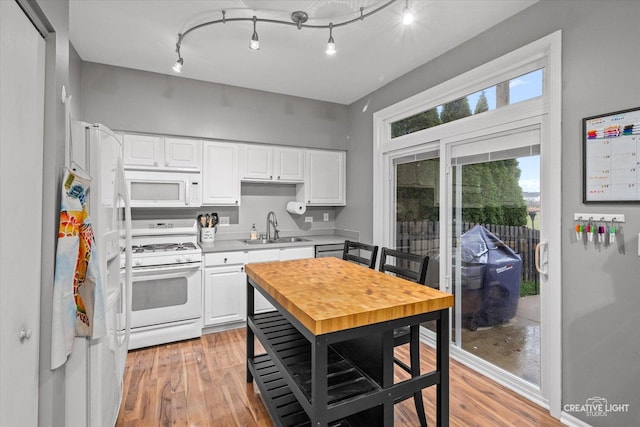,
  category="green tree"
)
[440,97,472,123]
[474,91,489,114]
[395,93,526,228]
[391,108,441,138]
[439,94,526,227]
